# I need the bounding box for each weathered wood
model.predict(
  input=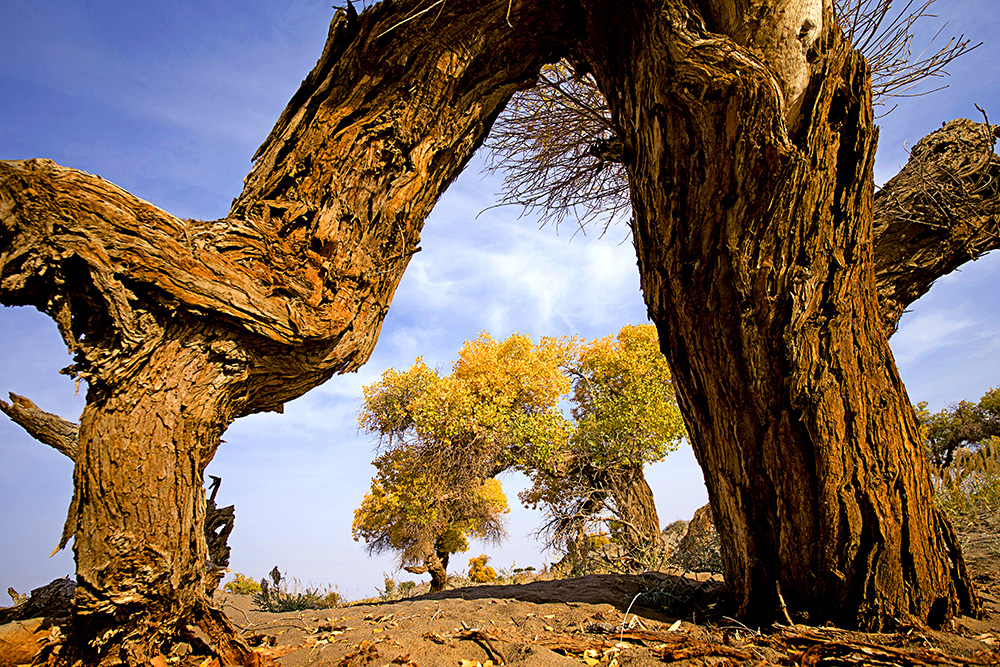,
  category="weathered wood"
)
[0,0,992,657]
[874,117,1000,333]
[0,578,75,624]
[0,393,78,459]
[0,2,573,662]
[573,0,976,628]
[2,393,235,591]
